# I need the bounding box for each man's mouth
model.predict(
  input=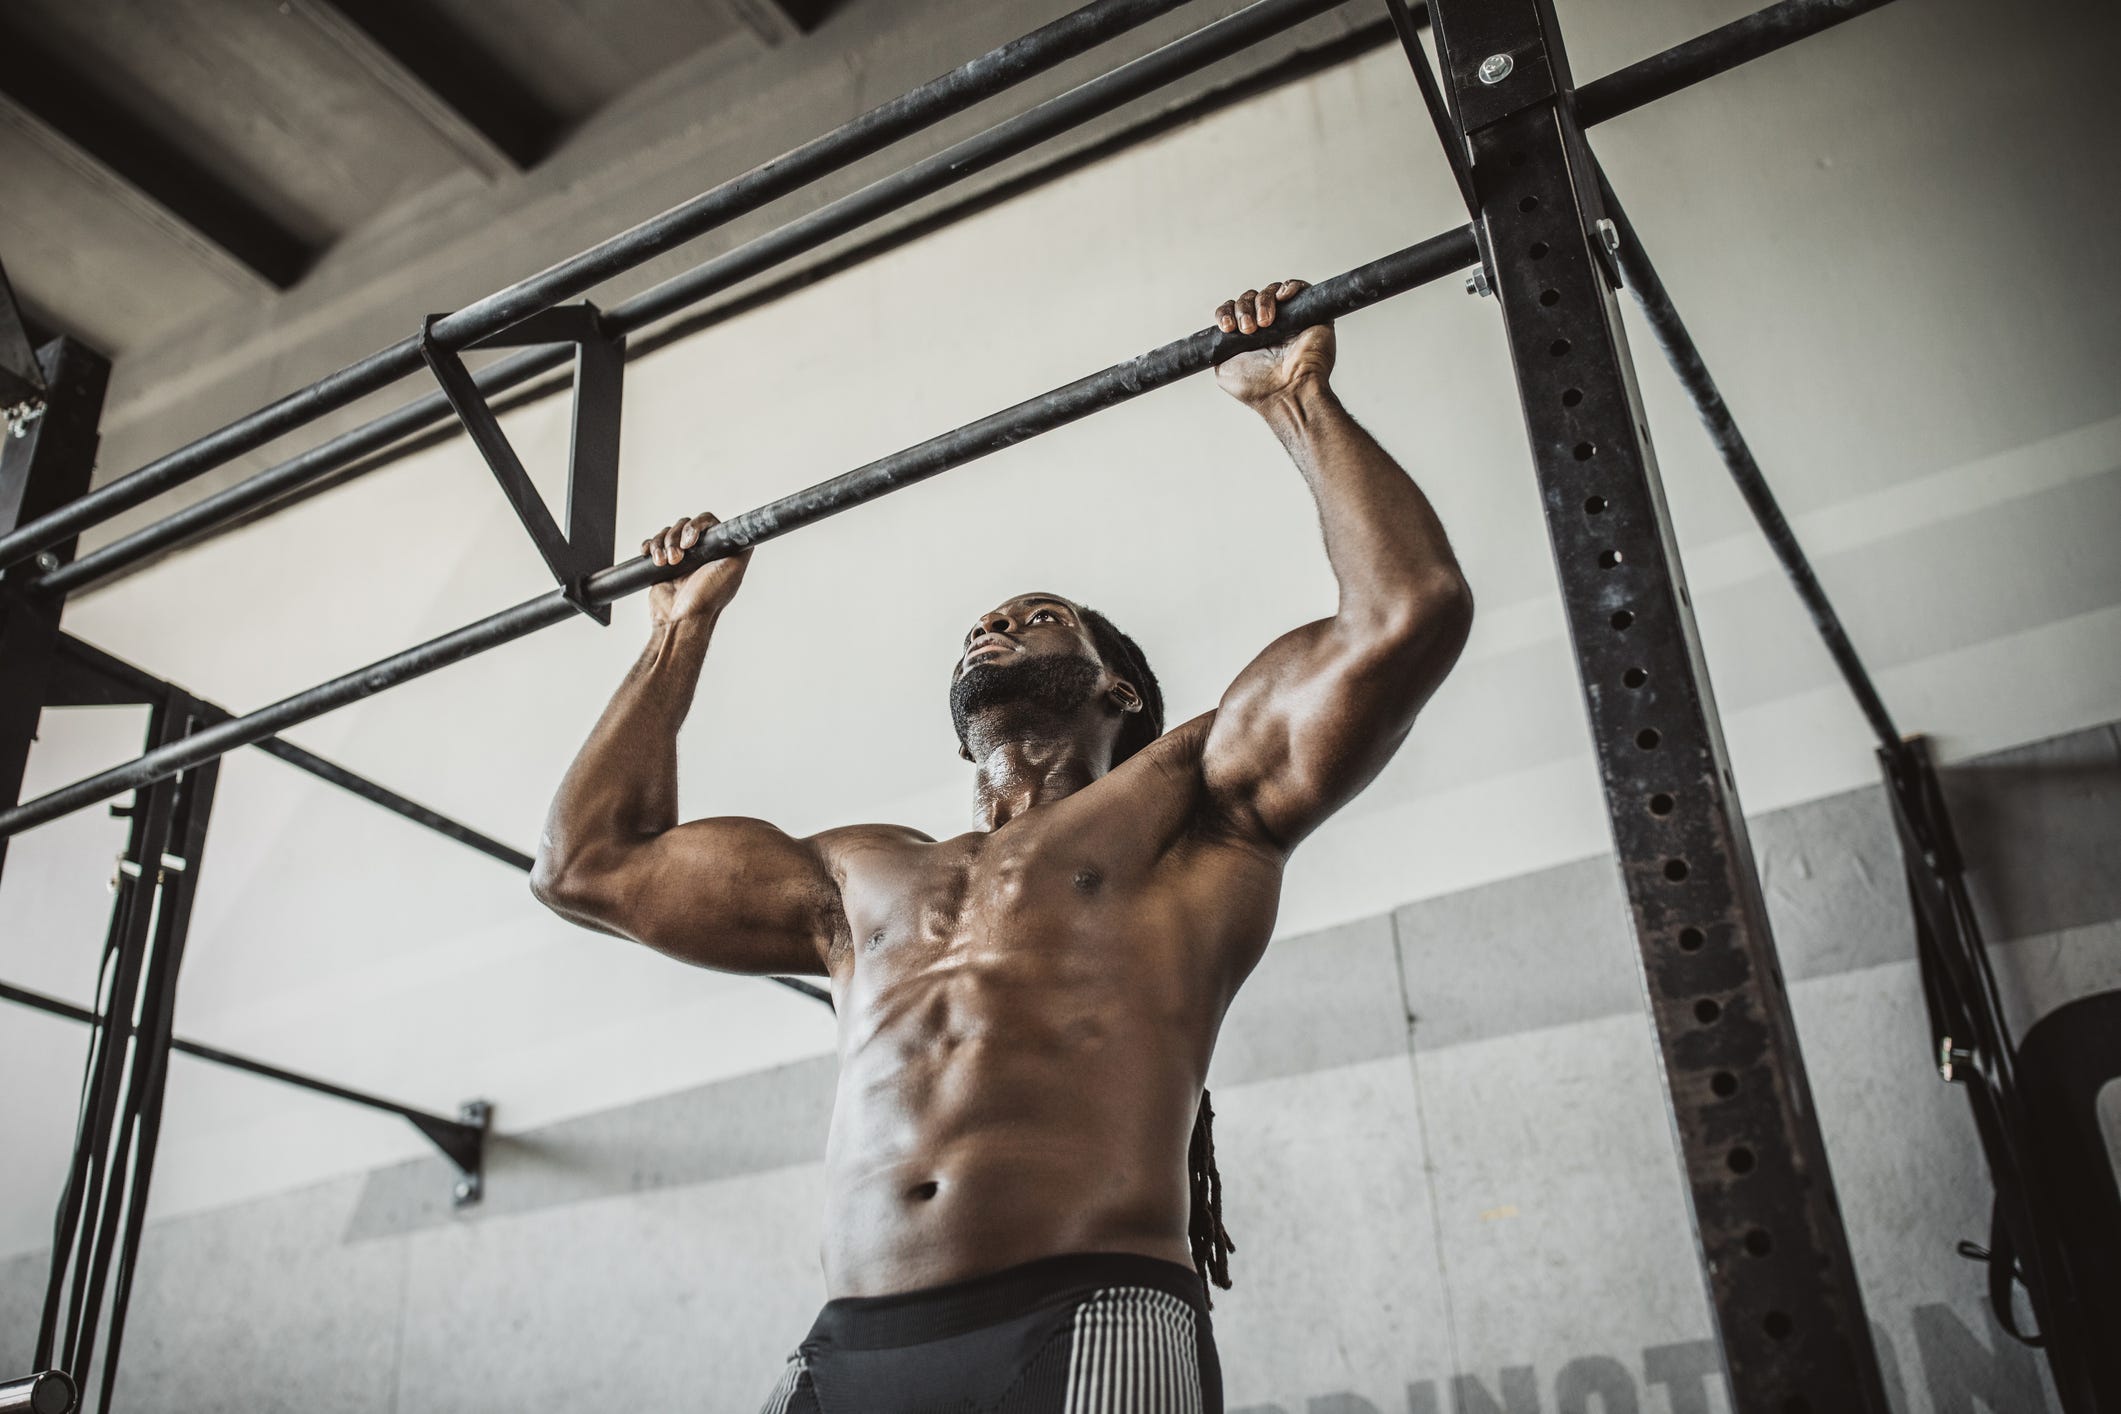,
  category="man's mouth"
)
[964,638,1015,665]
